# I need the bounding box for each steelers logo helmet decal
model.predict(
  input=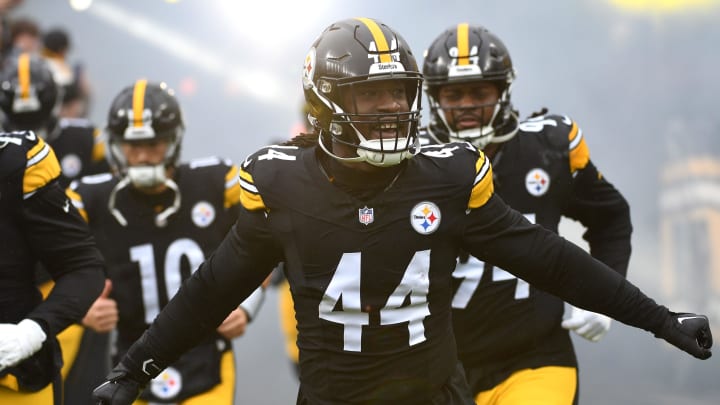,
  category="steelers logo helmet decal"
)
[525,168,550,197]
[149,366,182,399]
[191,201,215,228]
[410,201,441,234]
